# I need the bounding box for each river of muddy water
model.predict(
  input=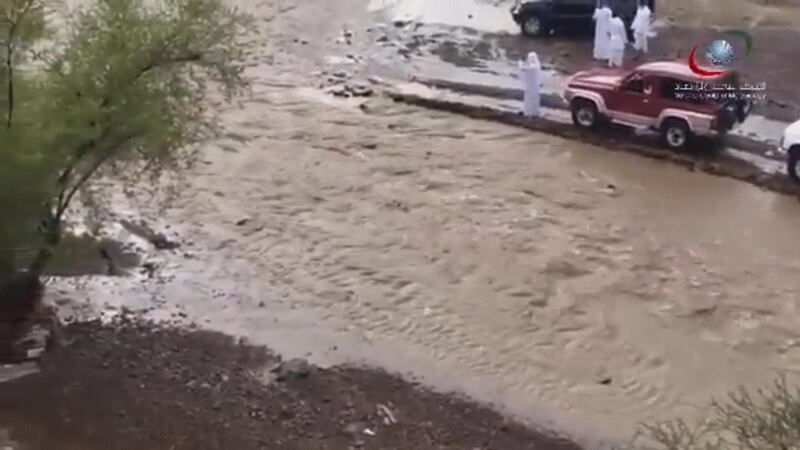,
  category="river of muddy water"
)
[51,0,800,446]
